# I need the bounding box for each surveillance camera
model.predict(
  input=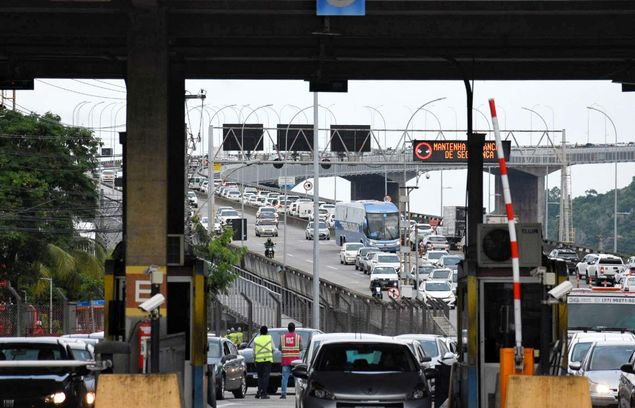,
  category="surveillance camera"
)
[138,294,165,313]
[547,281,573,301]
[425,173,430,179]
